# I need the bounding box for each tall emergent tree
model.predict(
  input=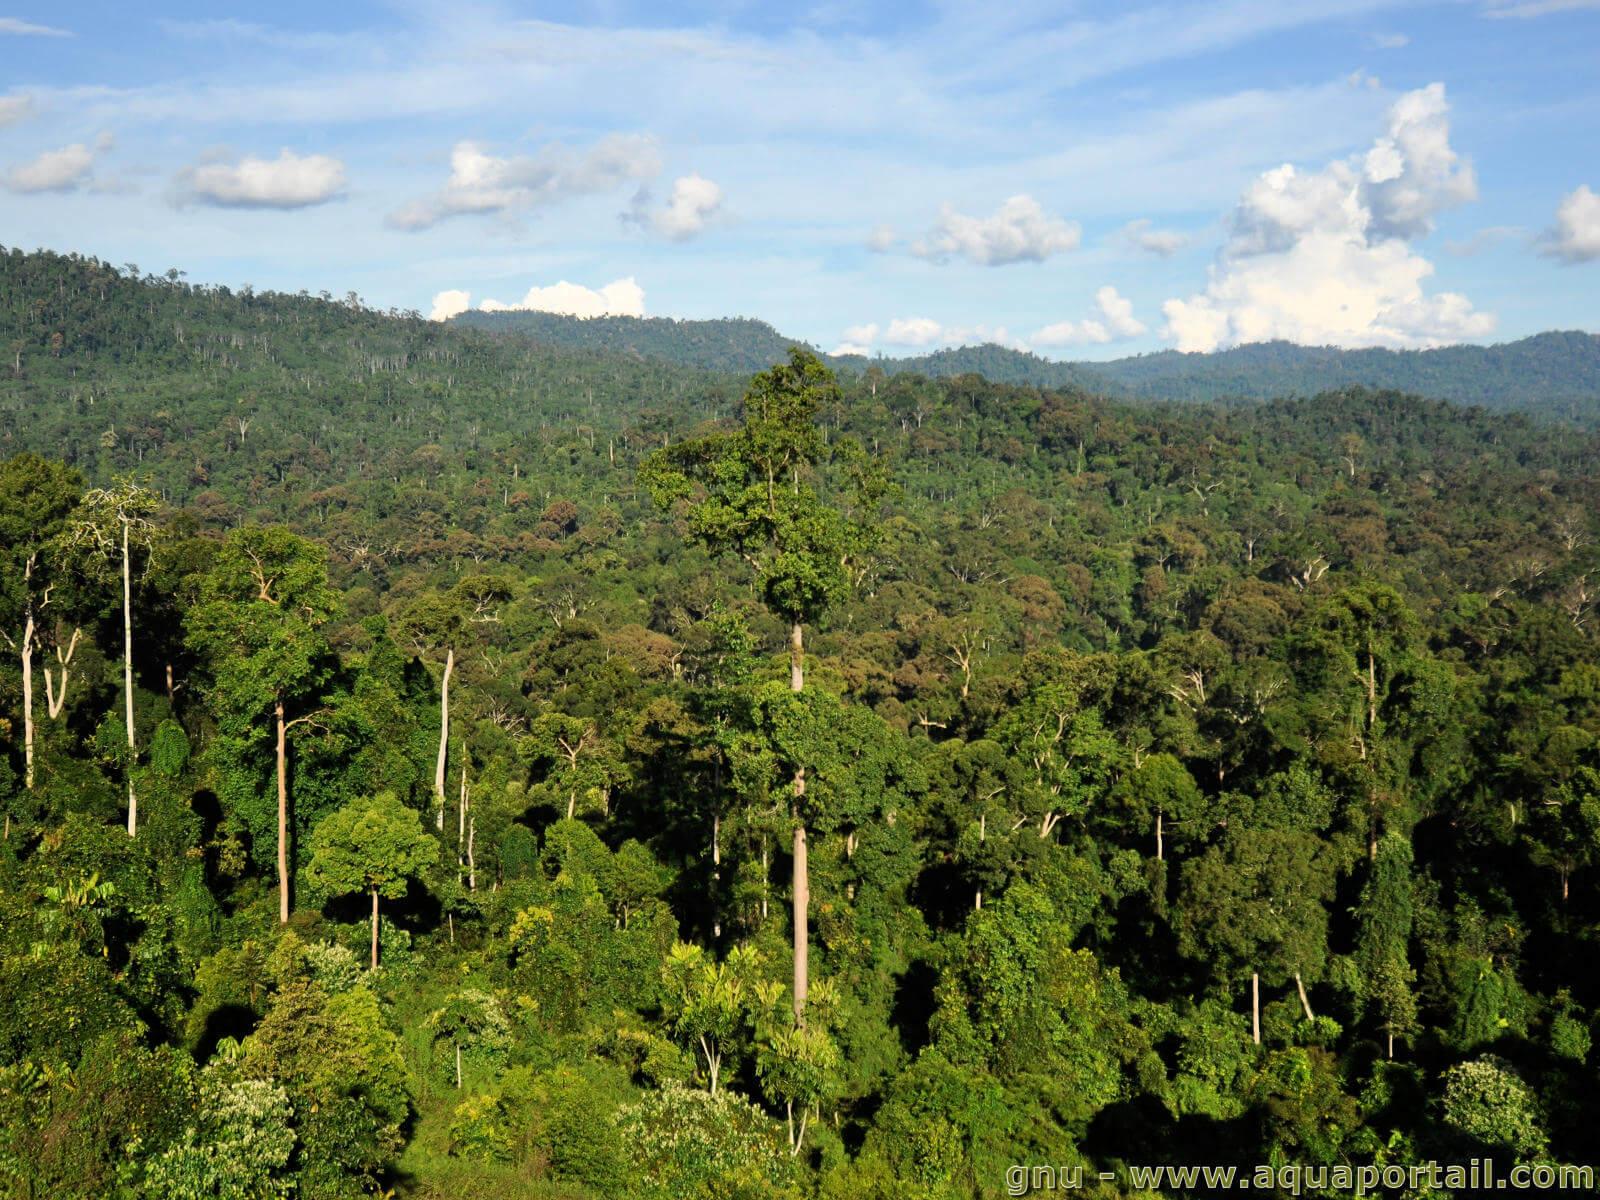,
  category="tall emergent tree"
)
[186,527,340,923]
[307,791,438,969]
[642,348,883,1025]
[65,480,160,836]
[0,454,81,803]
